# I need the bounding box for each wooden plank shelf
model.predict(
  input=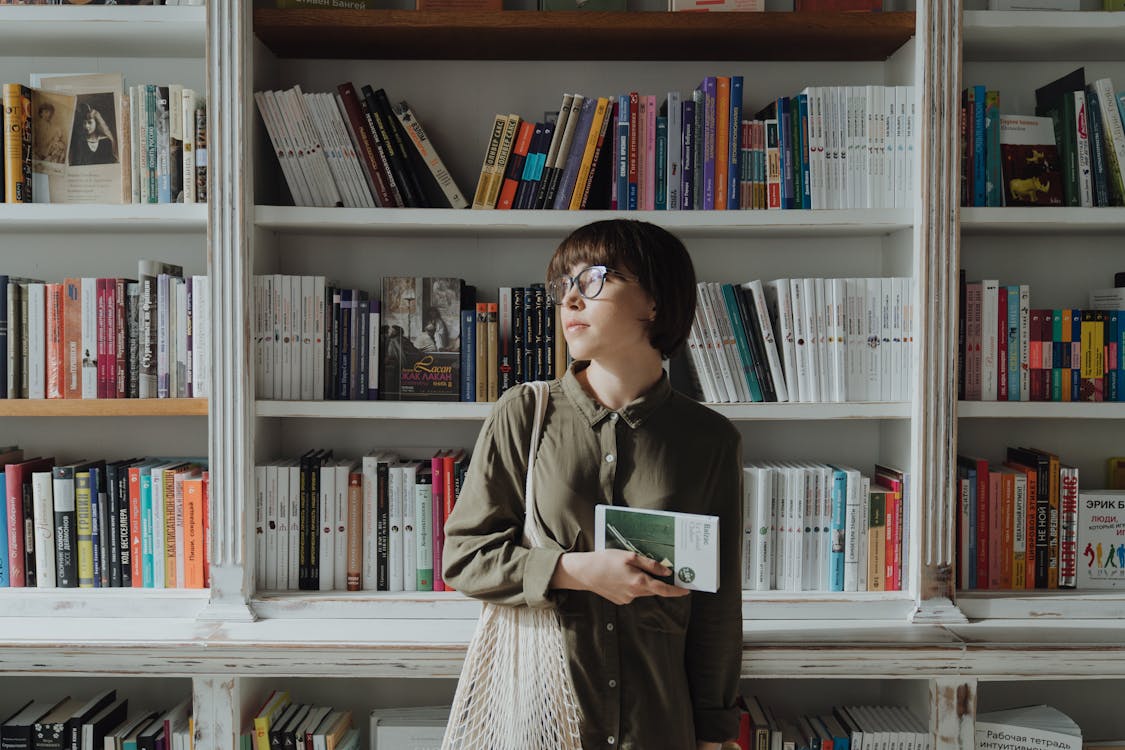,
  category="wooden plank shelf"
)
[0,204,207,234]
[255,206,913,238]
[961,207,1125,236]
[963,10,1125,63]
[956,590,1125,620]
[257,400,911,421]
[0,5,206,59]
[0,399,207,417]
[253,9,916,62]
[958,401,1125,419]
